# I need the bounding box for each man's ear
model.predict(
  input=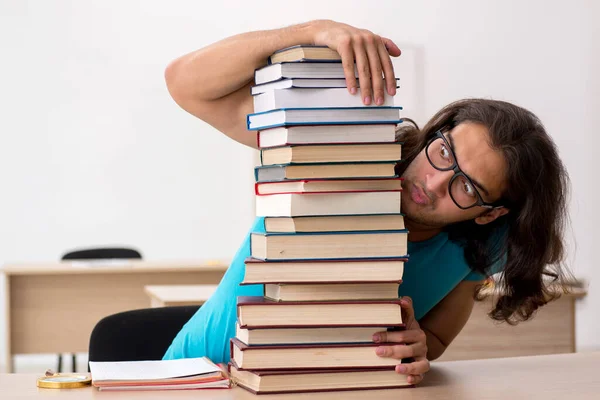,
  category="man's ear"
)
[474,207,509,225]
